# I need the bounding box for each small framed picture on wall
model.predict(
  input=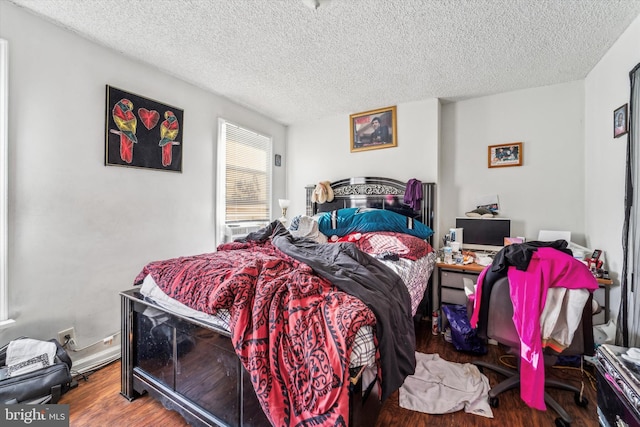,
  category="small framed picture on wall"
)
[349,106,397,152]
[614,103,628,138]
[488,142,523,168]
